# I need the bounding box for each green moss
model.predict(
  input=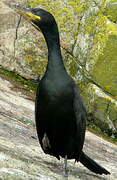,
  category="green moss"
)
[0,68,38,91]
[23,43,47,76]
[20,119,34,126]
[87,123,117,144]
[80,82,117,143]
[106,2,117,23]
[92,35,117,98]
[87,114,117,143]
